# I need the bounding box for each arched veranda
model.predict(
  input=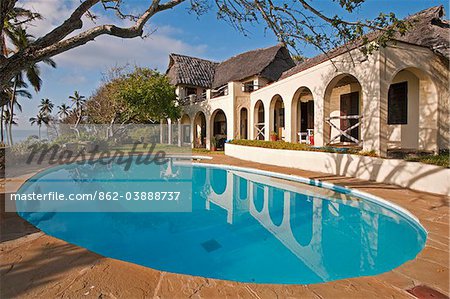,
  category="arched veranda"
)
[180,114,191,145]
[323,74,363,146]
[211,109,227,150]
[291,87,314,143]
[254,100,265,140]
[193,111,207,148]
[385,67,438,152]
[269,95,285,141]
